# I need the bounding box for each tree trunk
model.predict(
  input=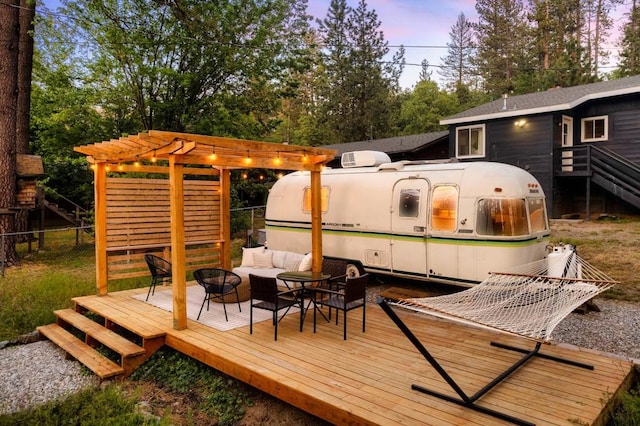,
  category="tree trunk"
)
[0,0,20,266]
[17,0,35,156]
[14,0,36,239]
